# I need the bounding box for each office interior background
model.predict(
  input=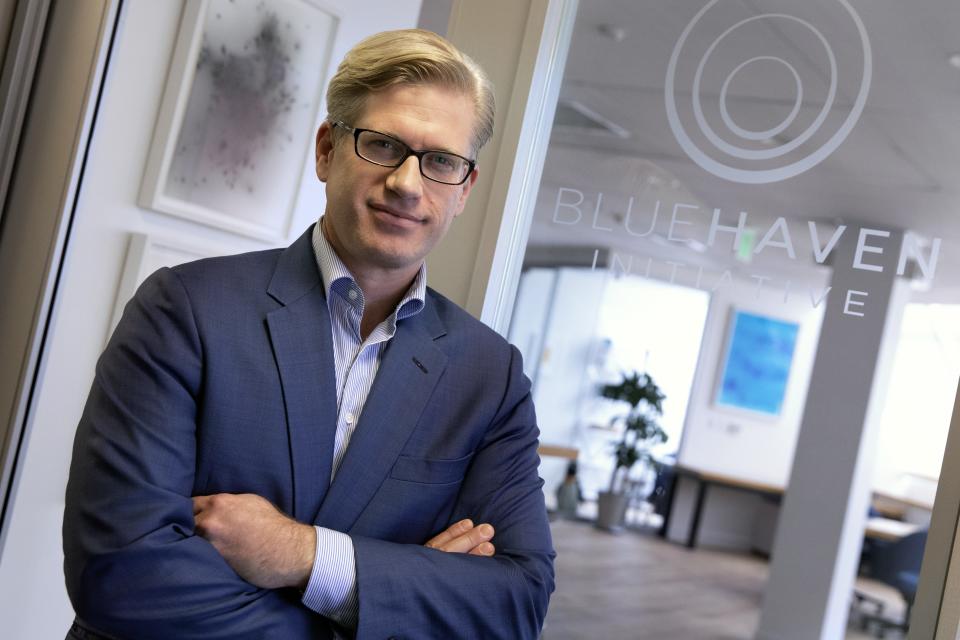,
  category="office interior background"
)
[2,1,960,638]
